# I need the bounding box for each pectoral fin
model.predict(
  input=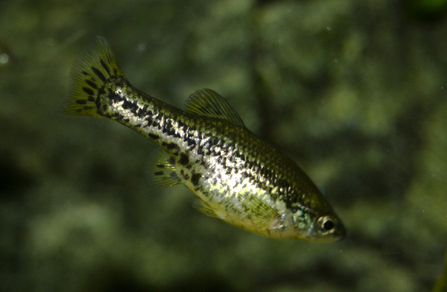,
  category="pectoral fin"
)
[244,195,278,218]
[193,199,219,218]
[147,150,181,187]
